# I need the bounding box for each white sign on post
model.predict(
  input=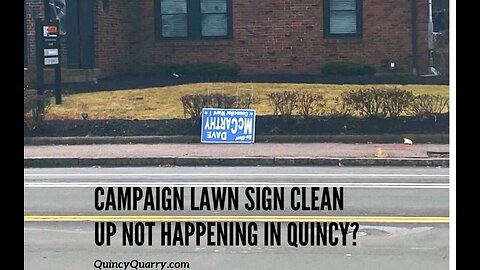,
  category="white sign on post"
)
[44,57,59,65]
[44,48,59,56]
